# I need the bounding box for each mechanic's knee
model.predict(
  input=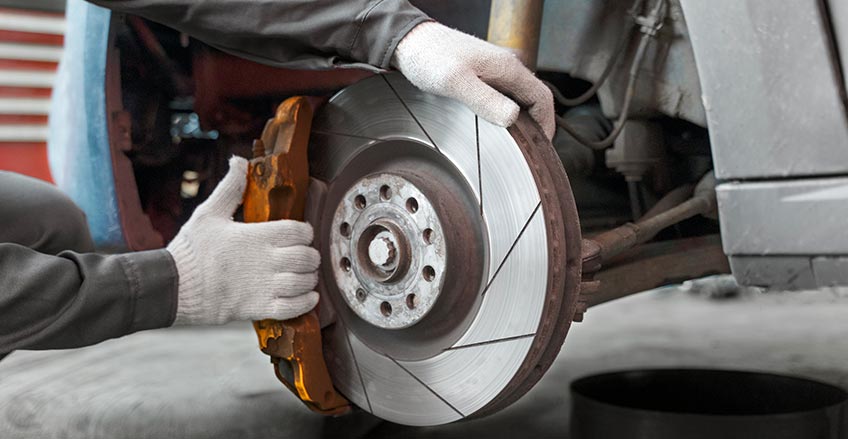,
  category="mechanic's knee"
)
[0,172,94,254]
[37,195,94,254]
